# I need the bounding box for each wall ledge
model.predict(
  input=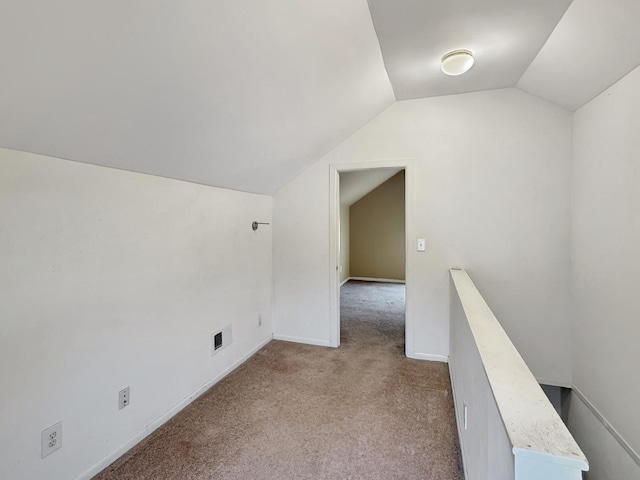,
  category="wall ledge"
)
[450,269,588,479]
